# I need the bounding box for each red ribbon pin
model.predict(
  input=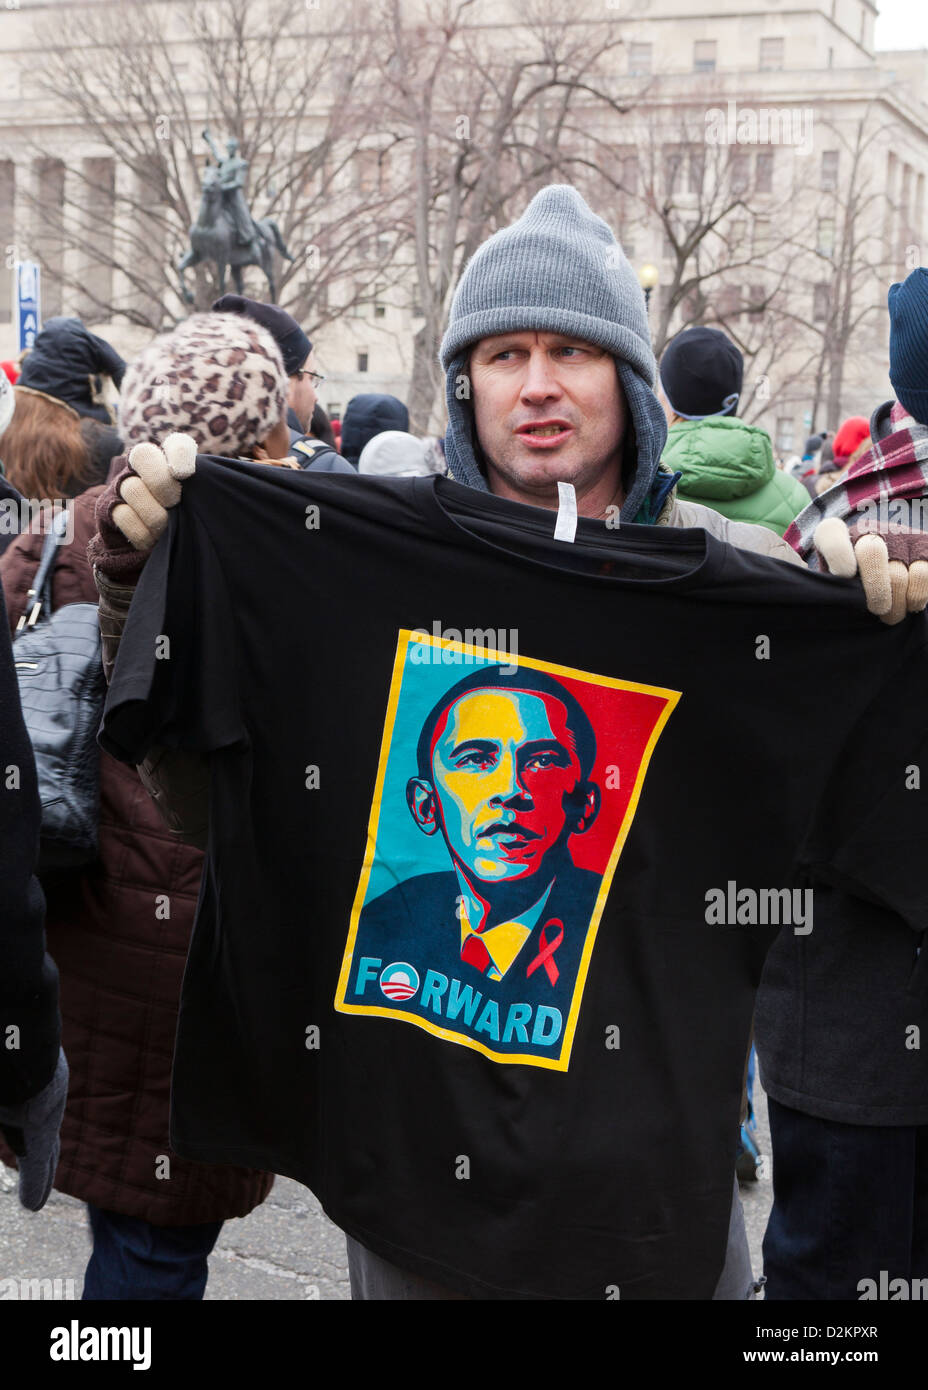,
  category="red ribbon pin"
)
[526,918,564,987]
